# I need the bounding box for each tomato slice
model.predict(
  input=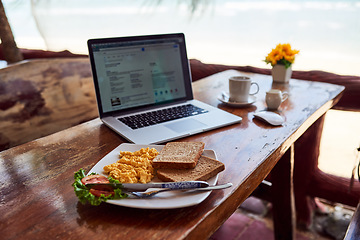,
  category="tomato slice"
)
[81,174,114,197]
[81,174,109,185]
[89,188,115,197]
